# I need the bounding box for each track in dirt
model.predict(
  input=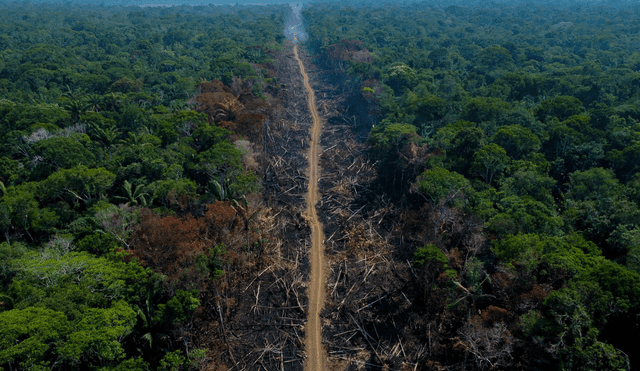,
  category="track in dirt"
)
[294,44,327,371]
